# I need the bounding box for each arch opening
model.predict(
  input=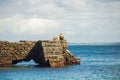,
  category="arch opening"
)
[12,41,50,67]
[13,59,38,67]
